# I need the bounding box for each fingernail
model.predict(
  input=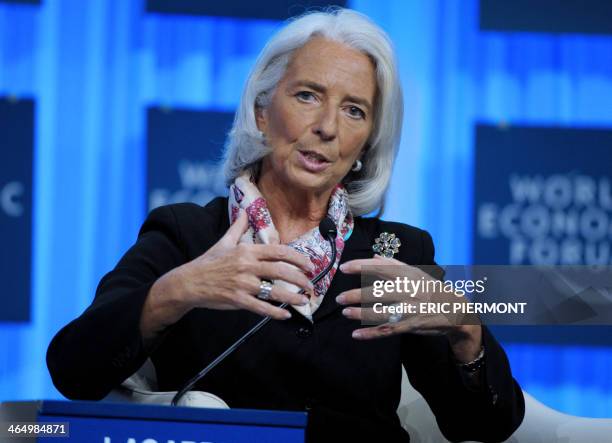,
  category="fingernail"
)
[283,310,292,319]
[352,330,363,339]
[300,296,309,305]
[339,264,347,272]
[336,295,345,304]
[342,308,351,316]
